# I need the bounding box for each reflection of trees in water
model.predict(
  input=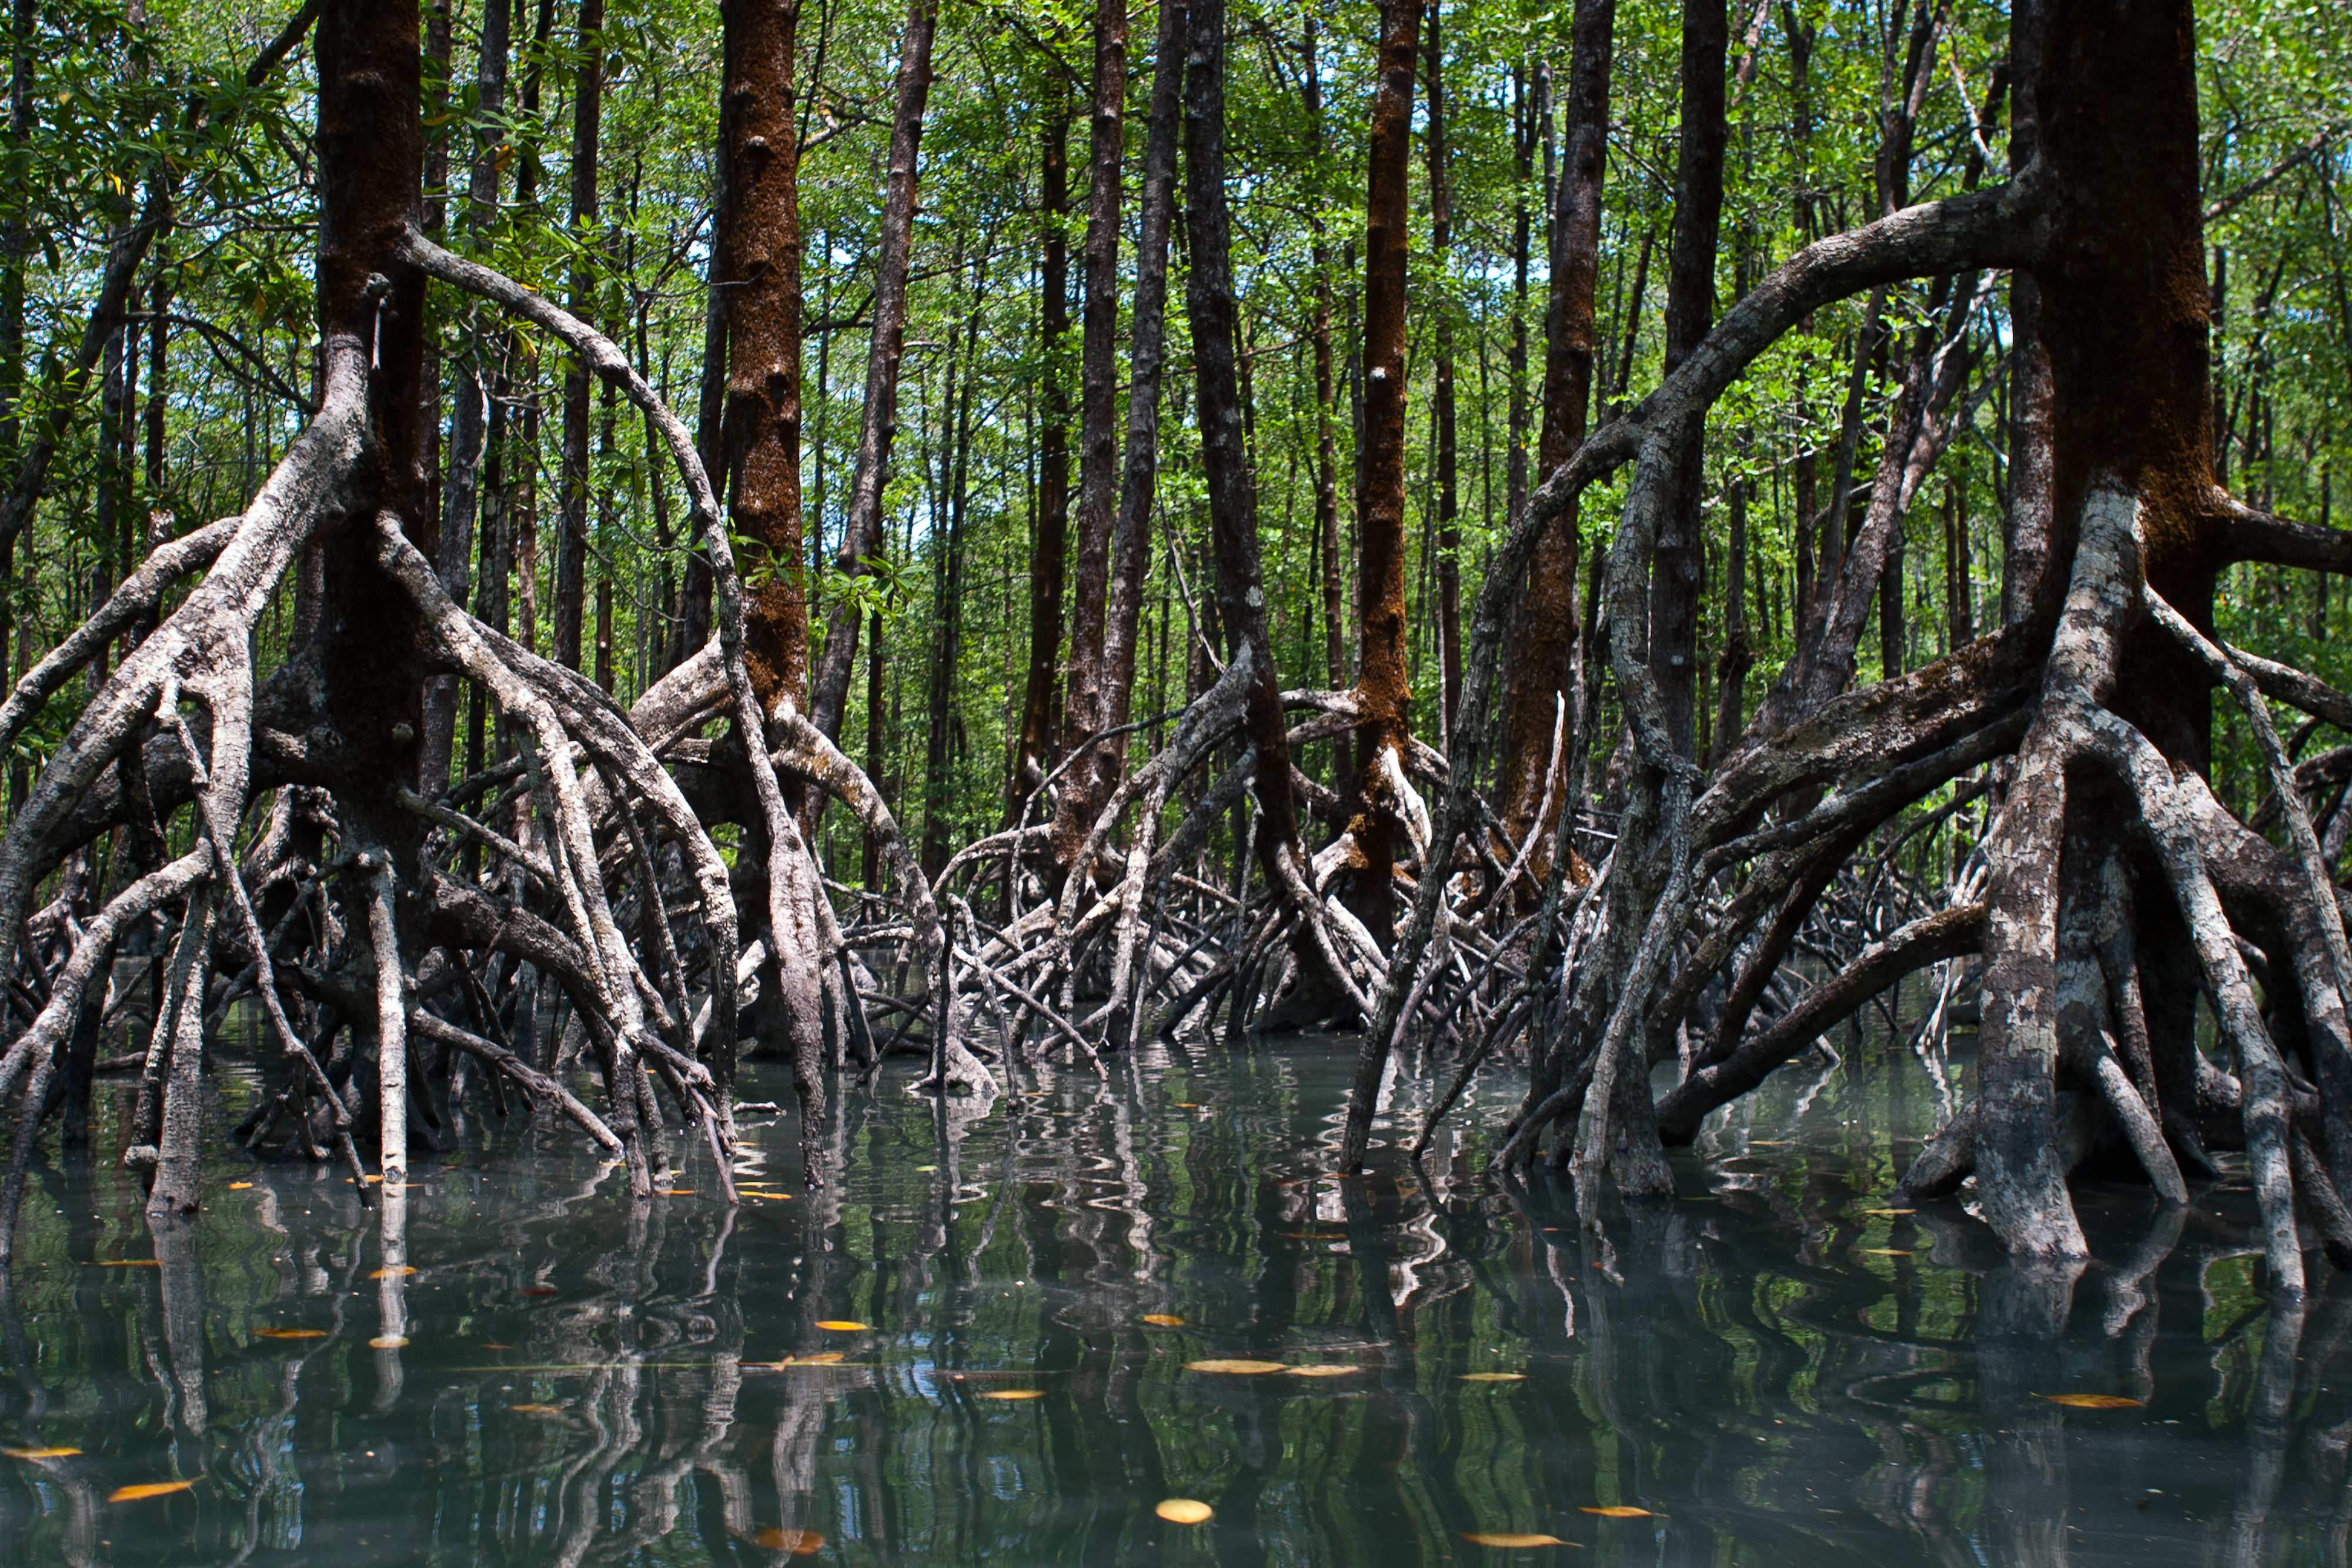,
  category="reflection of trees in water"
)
[11,1066,2352,1562]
